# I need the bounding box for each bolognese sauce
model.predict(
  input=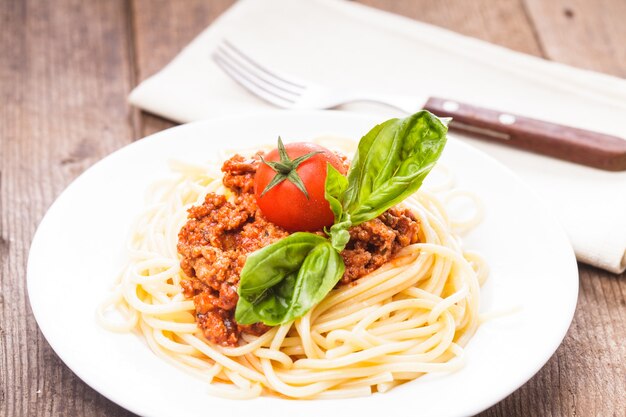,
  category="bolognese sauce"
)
[177,154,420,346]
